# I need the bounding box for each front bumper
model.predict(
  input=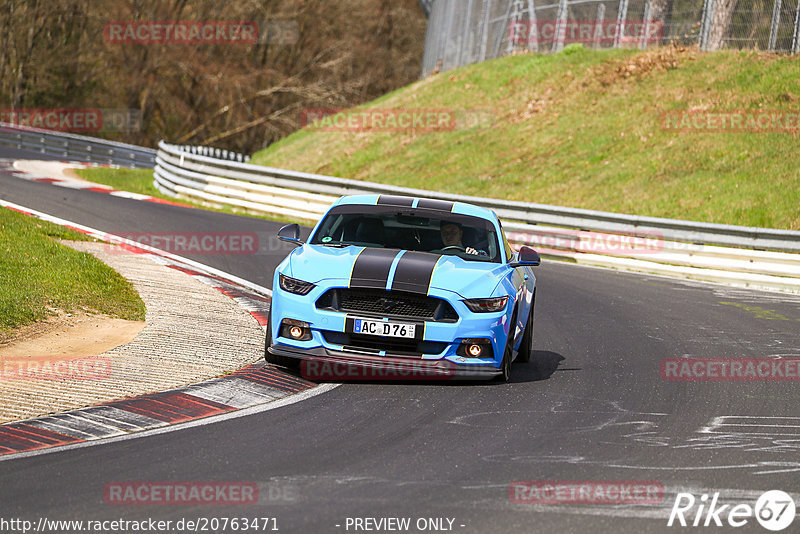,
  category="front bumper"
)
[268,344,502,380]
[270,273,513,380]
